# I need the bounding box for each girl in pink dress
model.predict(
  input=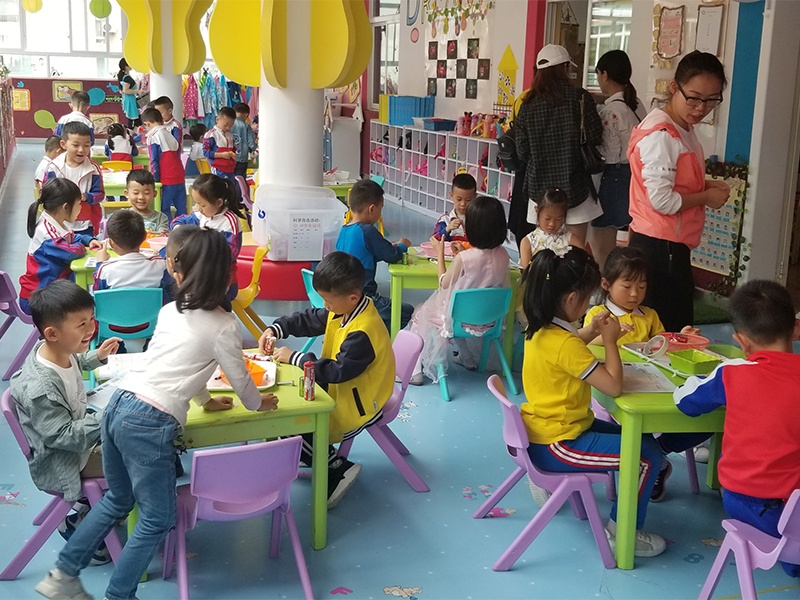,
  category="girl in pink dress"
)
[410,196,511,383]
